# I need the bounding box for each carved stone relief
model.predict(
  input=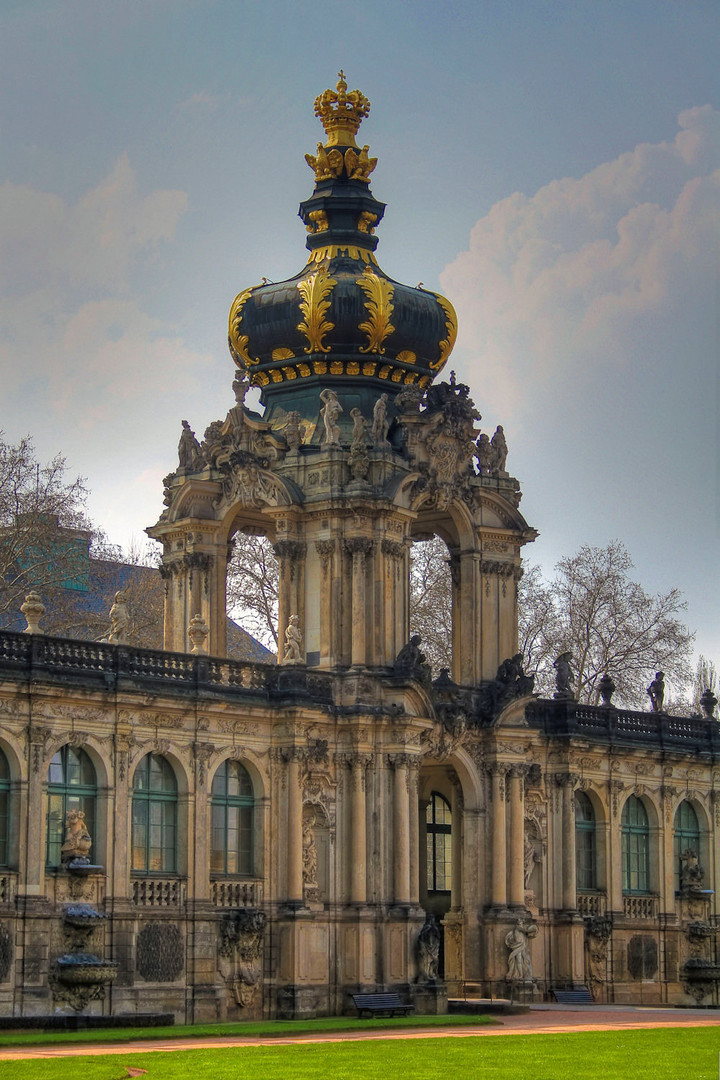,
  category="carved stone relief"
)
[218,909,266,1008]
